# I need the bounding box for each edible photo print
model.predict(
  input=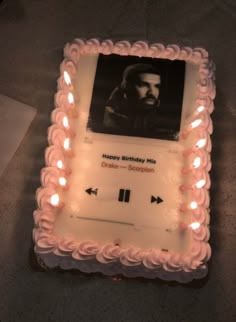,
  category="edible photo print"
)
[87,54,185,141]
